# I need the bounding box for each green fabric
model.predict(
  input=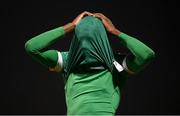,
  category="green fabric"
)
[25,16,155,115]
[64,16,114,78]
[118,32,155,72]
[64,69,120,115]
[61,16,119,114]
[25,27,65,68]
[61,52,125,115]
